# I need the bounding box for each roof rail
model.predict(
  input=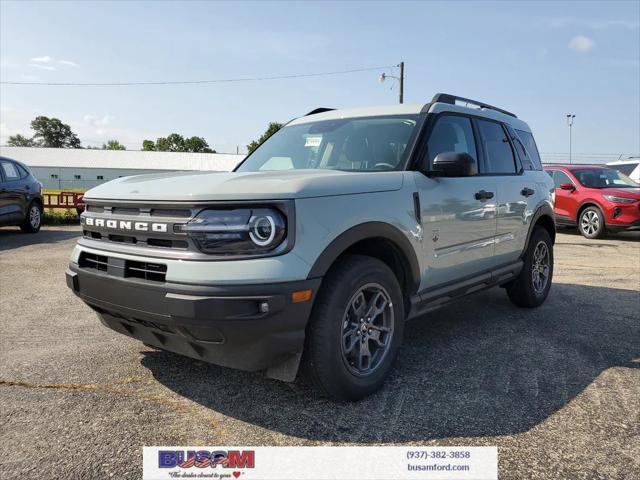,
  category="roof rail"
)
[542,163,611,167]
[431,93,517,118]
[305,107,335,116]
